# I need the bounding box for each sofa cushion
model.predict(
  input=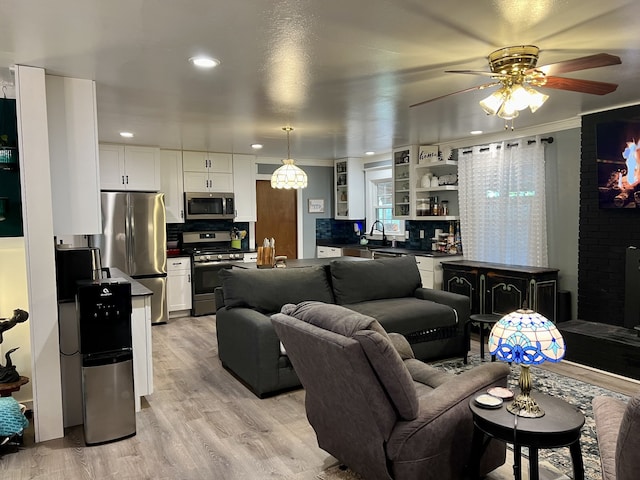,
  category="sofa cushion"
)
[330,256,421,305]
[281,301,418,420]
[346,297,458,334]
[219,266,334,313]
